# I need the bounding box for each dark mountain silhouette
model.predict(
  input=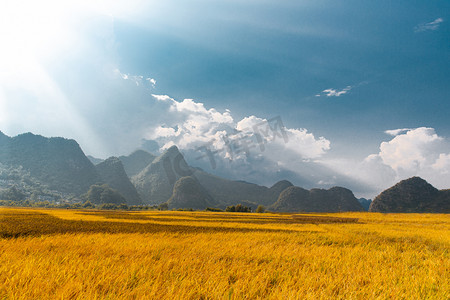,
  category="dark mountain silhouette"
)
[119,150,156,178]
[192,170,277,207]
[358,198,372,211]
[270,186,364,212]
[167,176,212,209]
[95,157,142,205]
[131,146,191,204]
[0,132,101,195]
[369,177,450,213]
